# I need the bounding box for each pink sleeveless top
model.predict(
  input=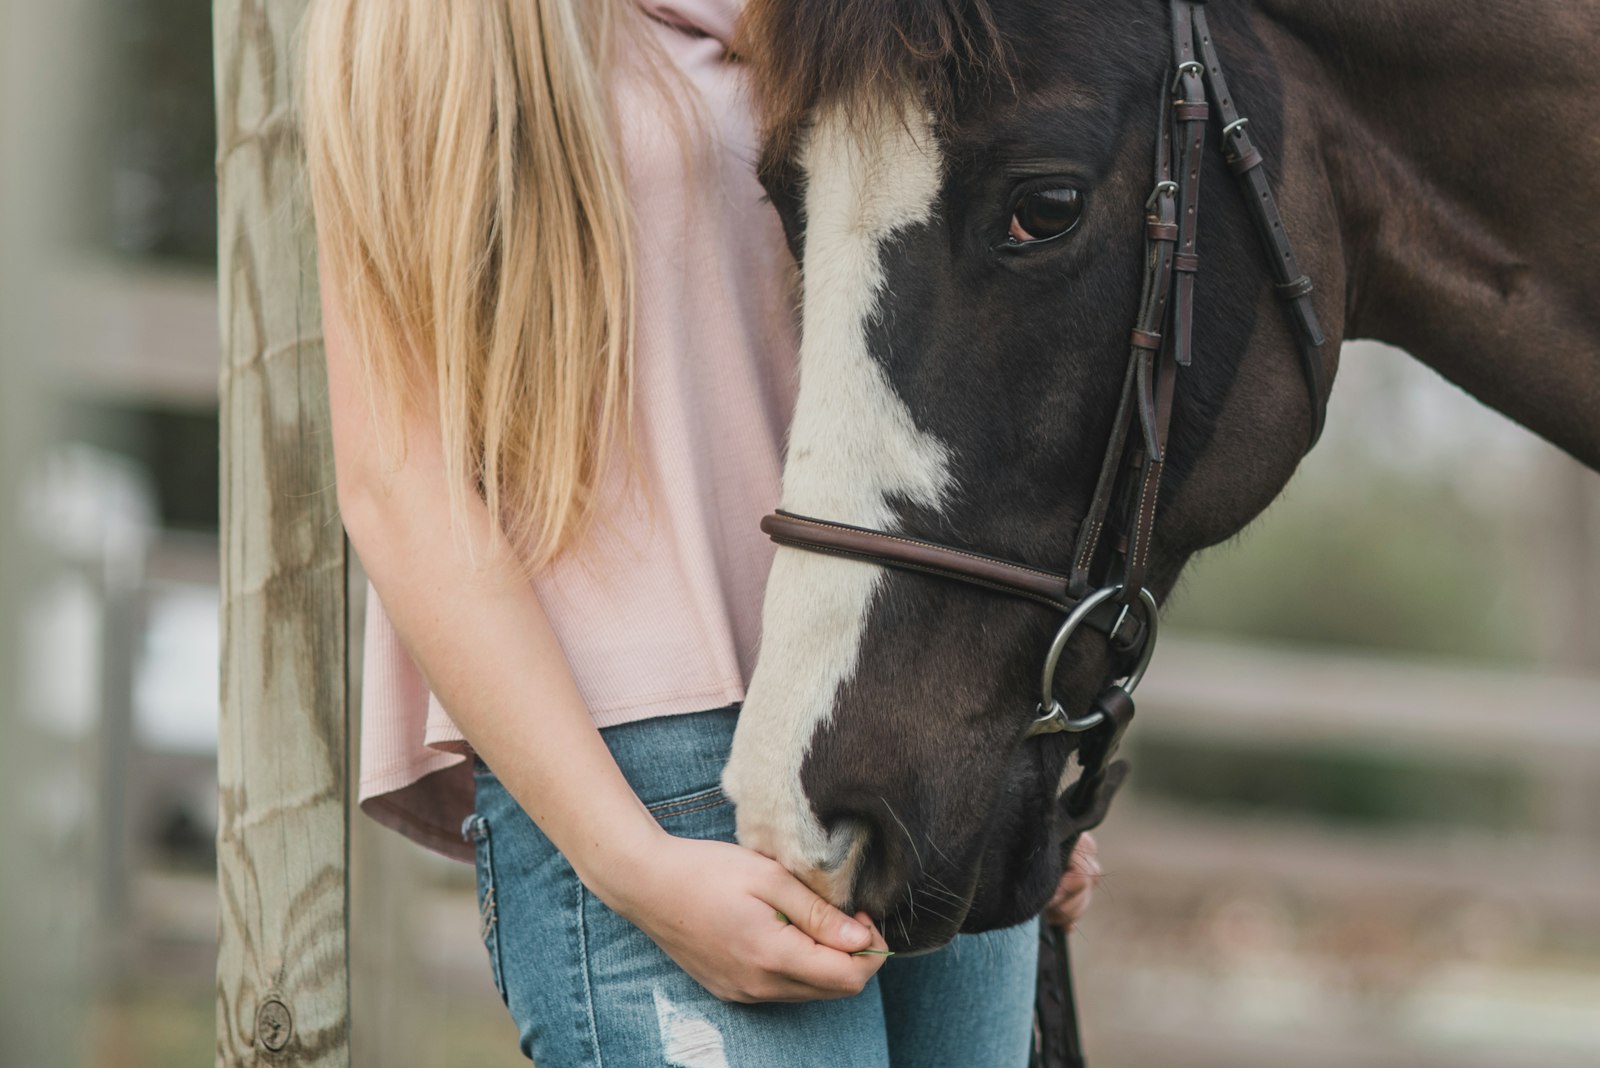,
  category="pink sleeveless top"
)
[357,0,797,861]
